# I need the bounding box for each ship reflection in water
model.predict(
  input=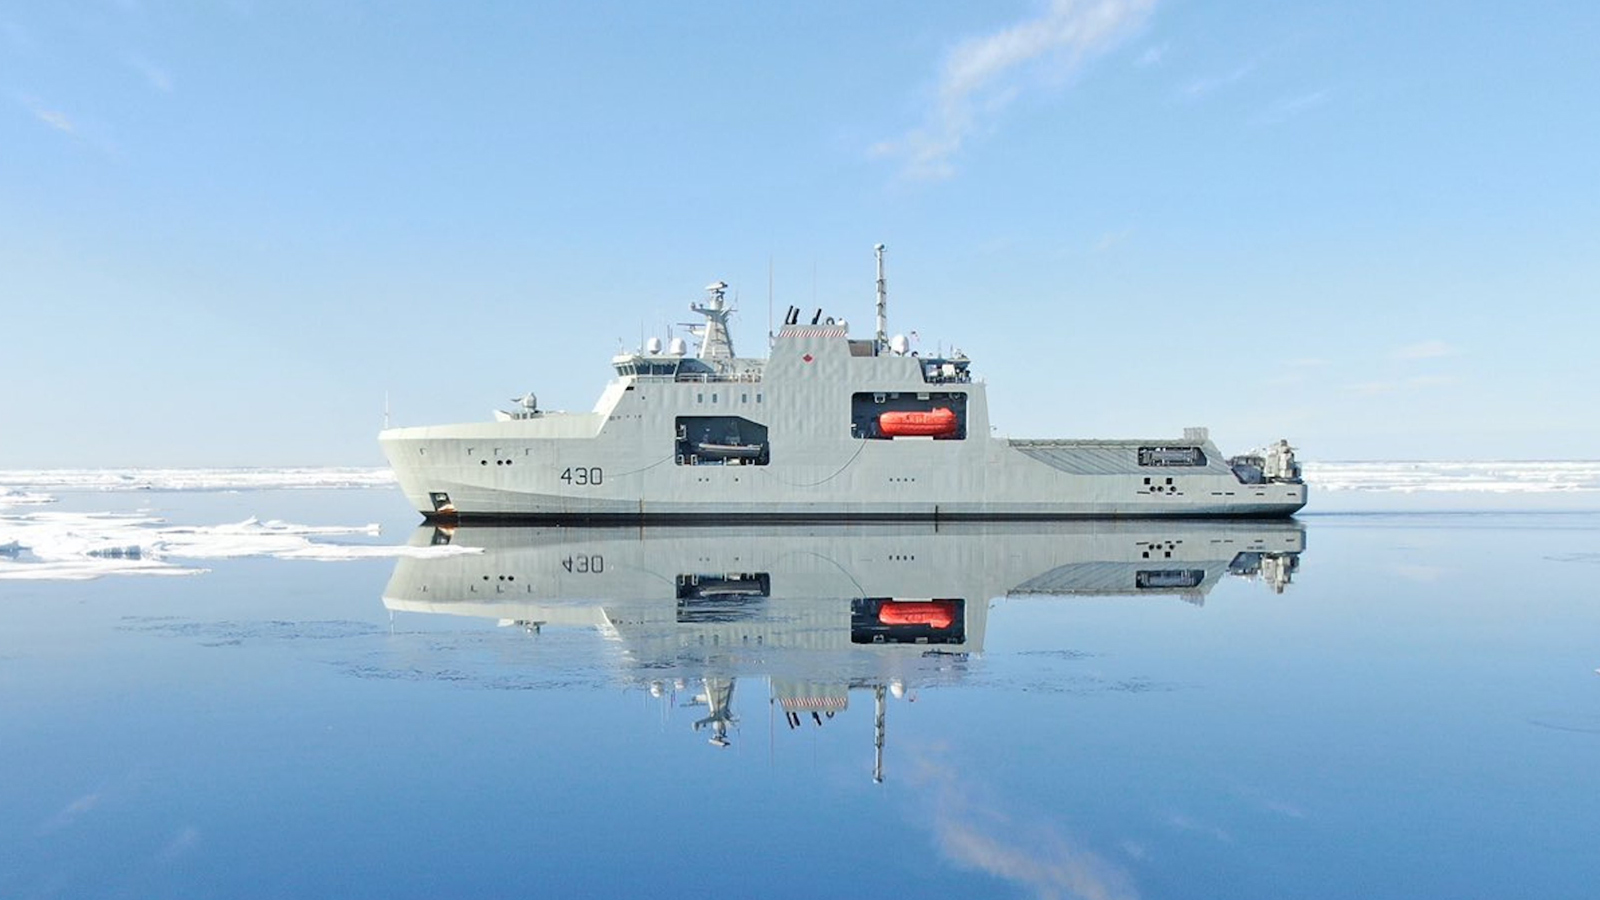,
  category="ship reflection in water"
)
[381,520,1304,780]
